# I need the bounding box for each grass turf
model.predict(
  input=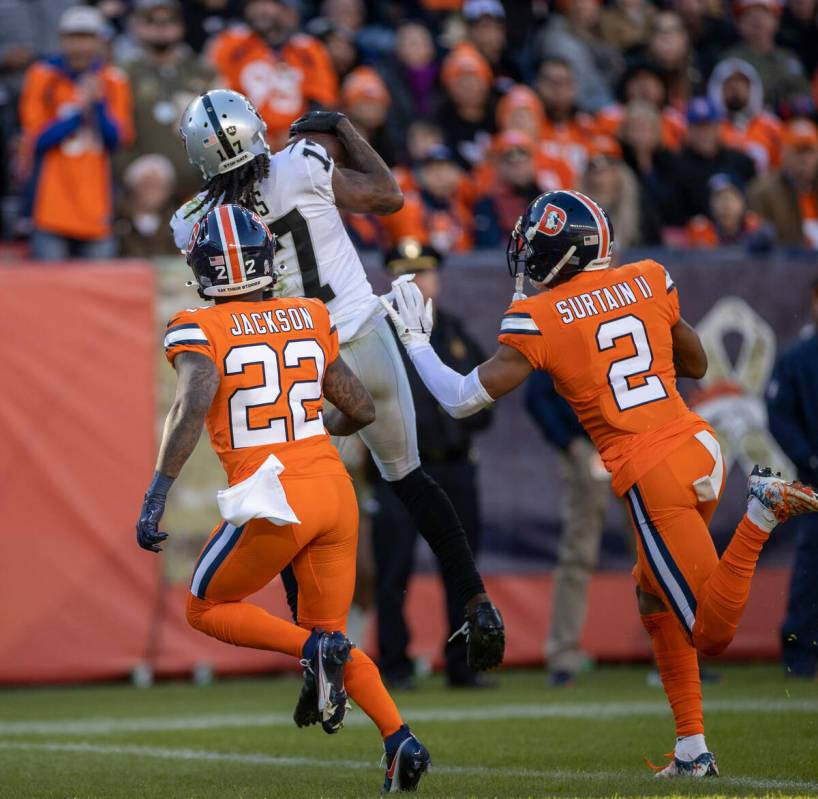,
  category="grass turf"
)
[0,664,816,799]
